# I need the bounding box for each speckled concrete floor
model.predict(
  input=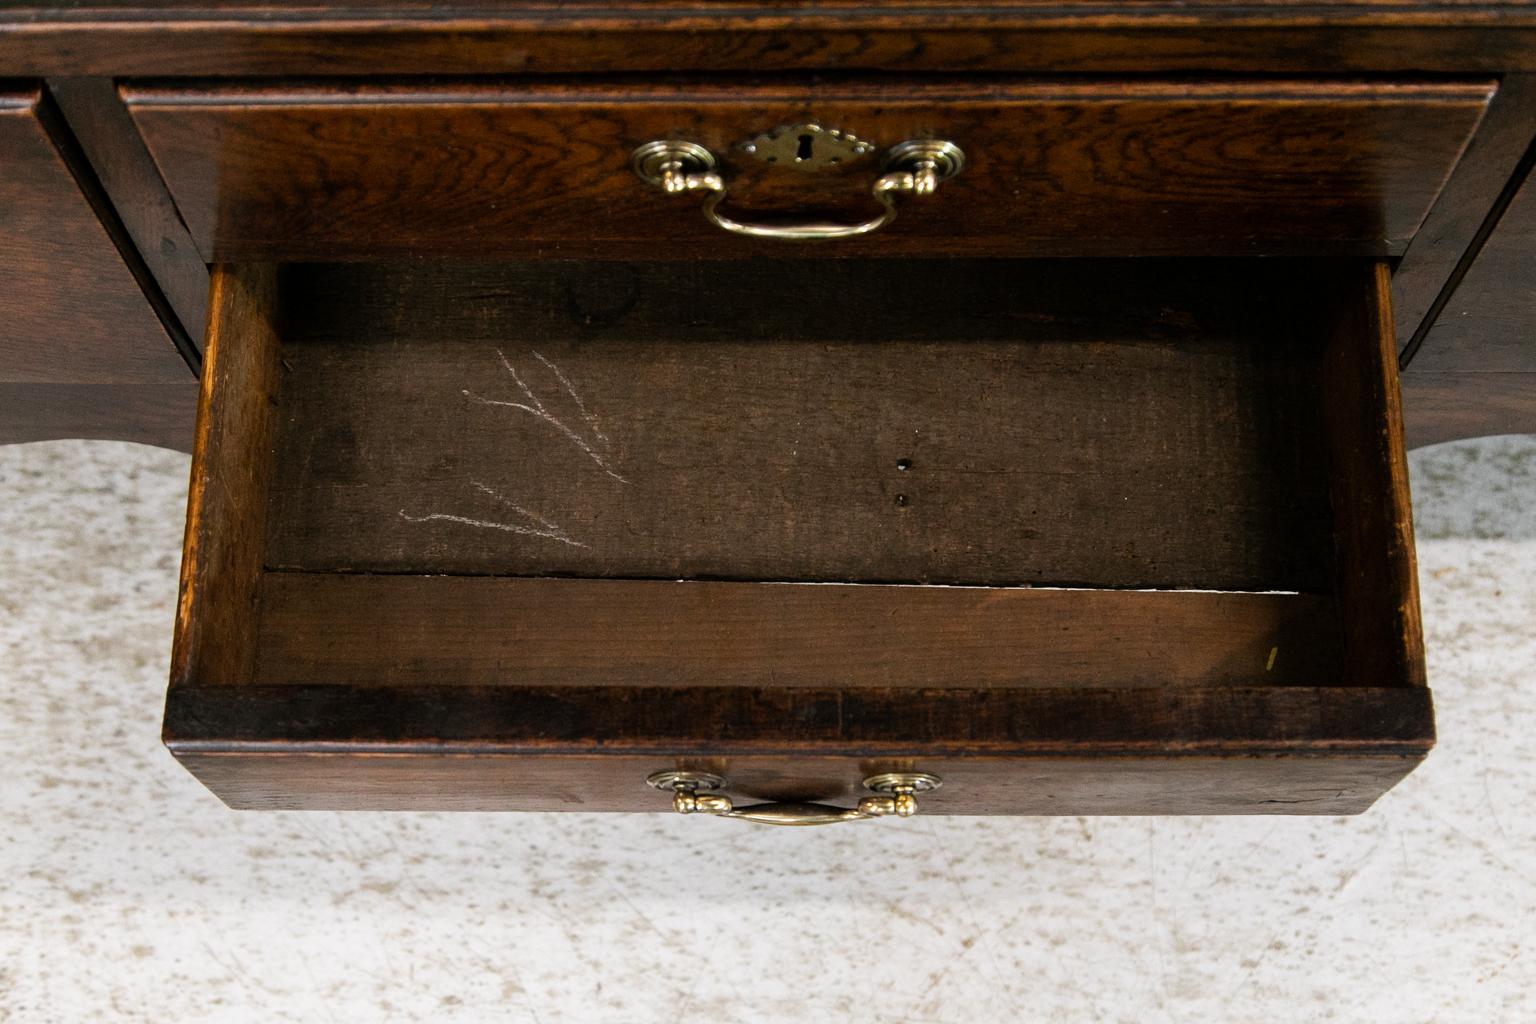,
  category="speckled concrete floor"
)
[1,436,1533,1023]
